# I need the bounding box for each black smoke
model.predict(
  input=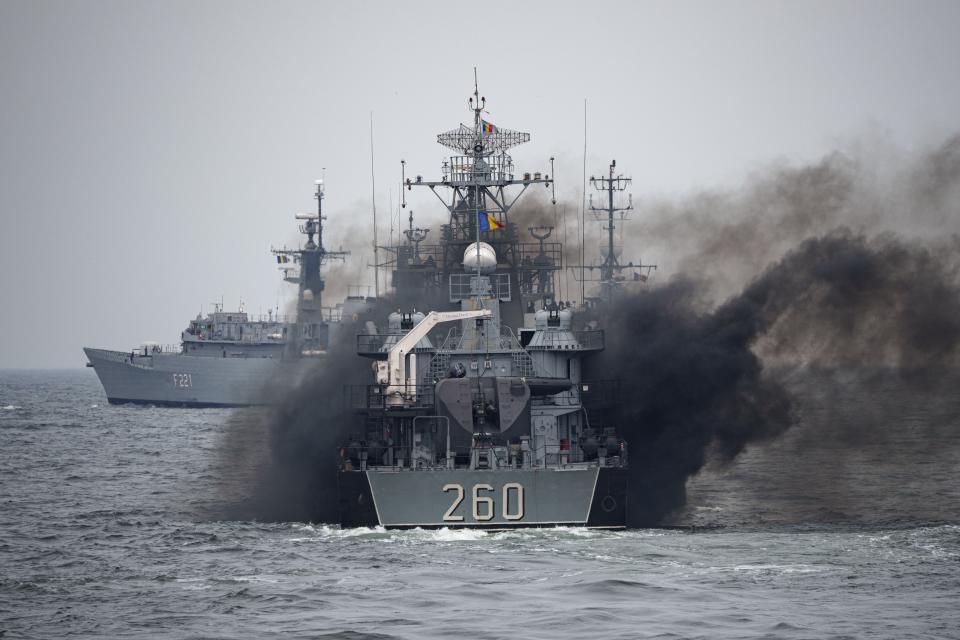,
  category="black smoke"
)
[208,291,441,523]
[590,135,960,526]
[208,319,370,522]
